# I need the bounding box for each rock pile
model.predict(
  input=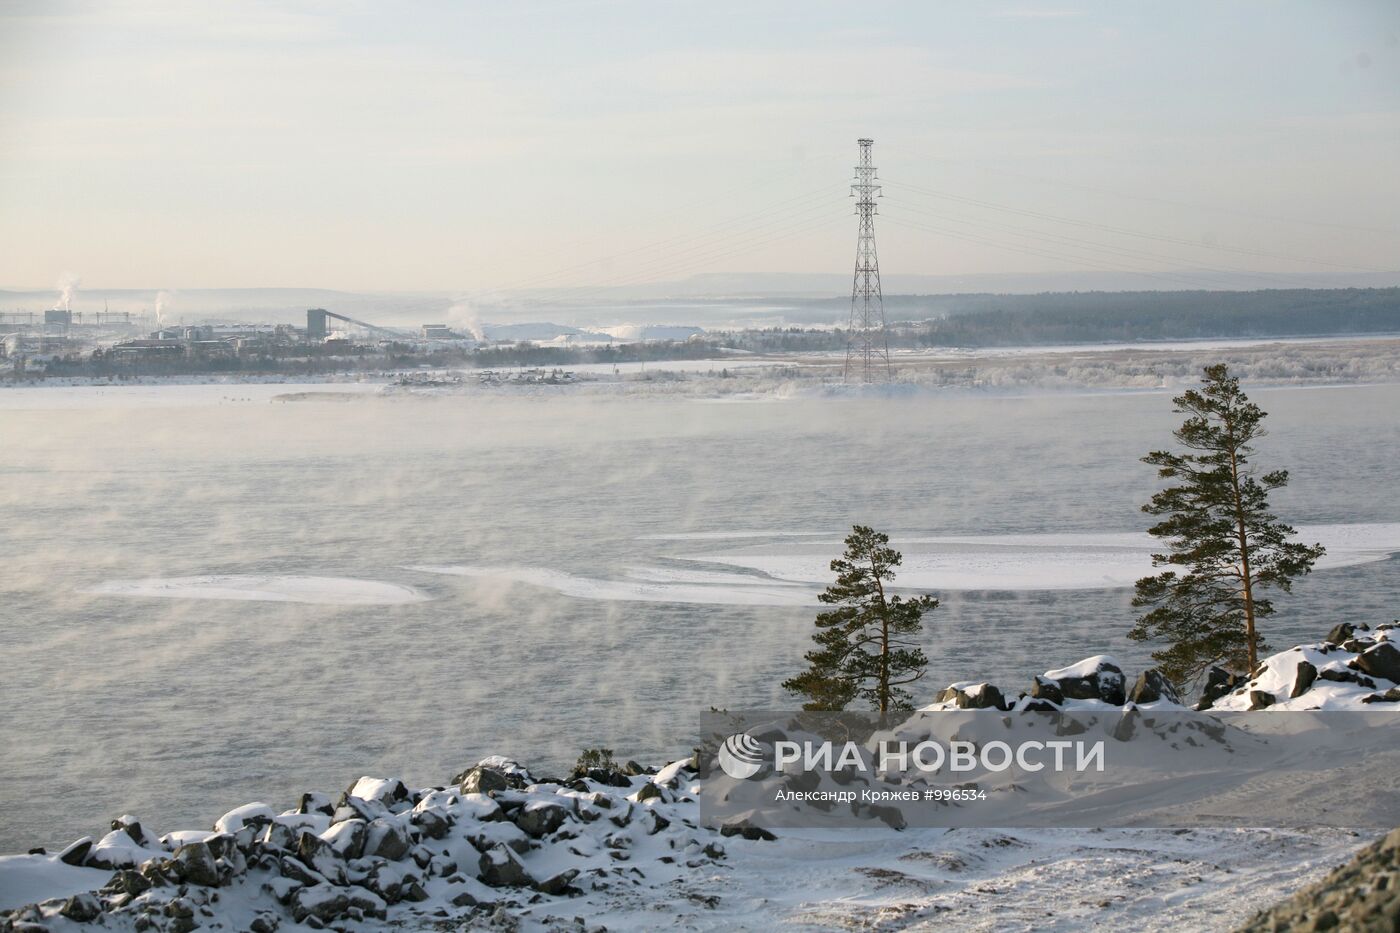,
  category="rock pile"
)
[1,755,729,932]
[1234,825,1400,932]
[926,622,1399,714]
